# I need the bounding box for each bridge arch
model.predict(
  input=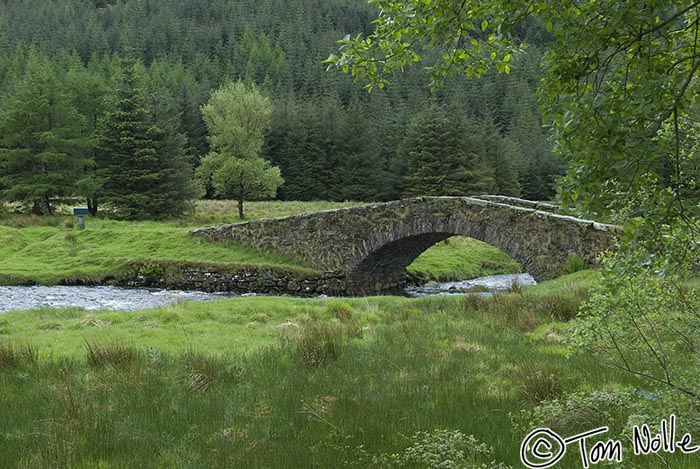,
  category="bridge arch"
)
[341,216,539,293]
[193,197,617,295]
